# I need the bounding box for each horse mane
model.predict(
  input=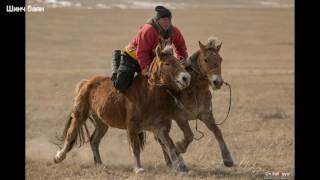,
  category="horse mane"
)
[207,36,218,49]
[145,44,174,79]
[162,45,173,55]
